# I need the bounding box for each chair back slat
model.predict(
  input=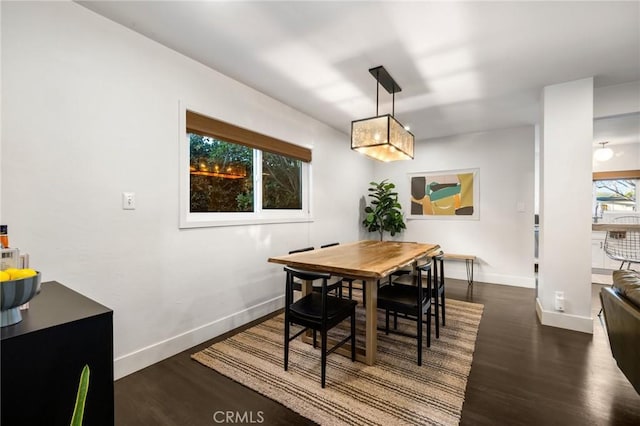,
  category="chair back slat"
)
[289,247,314,254]
[284,266,331,281]
[321,242,339,248]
